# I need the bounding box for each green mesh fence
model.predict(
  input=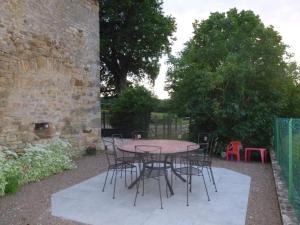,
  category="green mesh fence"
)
[274,118,300,220]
